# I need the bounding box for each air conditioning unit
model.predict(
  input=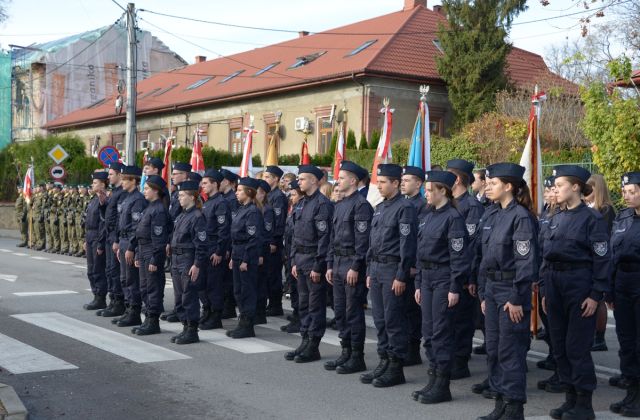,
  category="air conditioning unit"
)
[294,117,309,132]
